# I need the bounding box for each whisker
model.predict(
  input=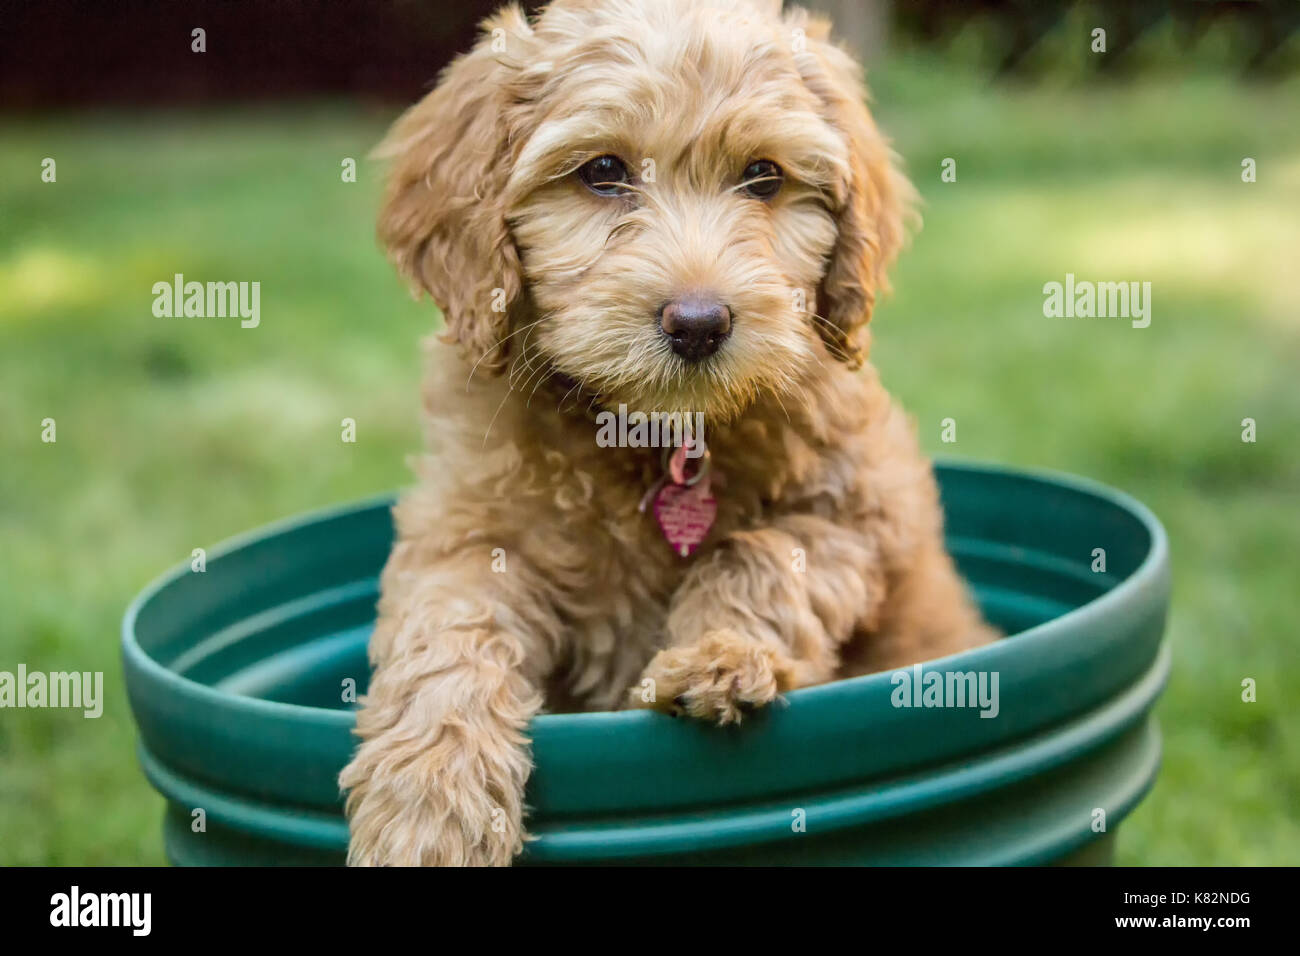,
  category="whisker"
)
[771,386,793,425]
[521,352,556,406]
[508,347,539,391]
[483,365,521,447]
[806,312,854,362]
[507,321,545,390]
[729,175,782,195]
[557,377,582,411]
[466,316,547,389]
[482,322,548,445]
